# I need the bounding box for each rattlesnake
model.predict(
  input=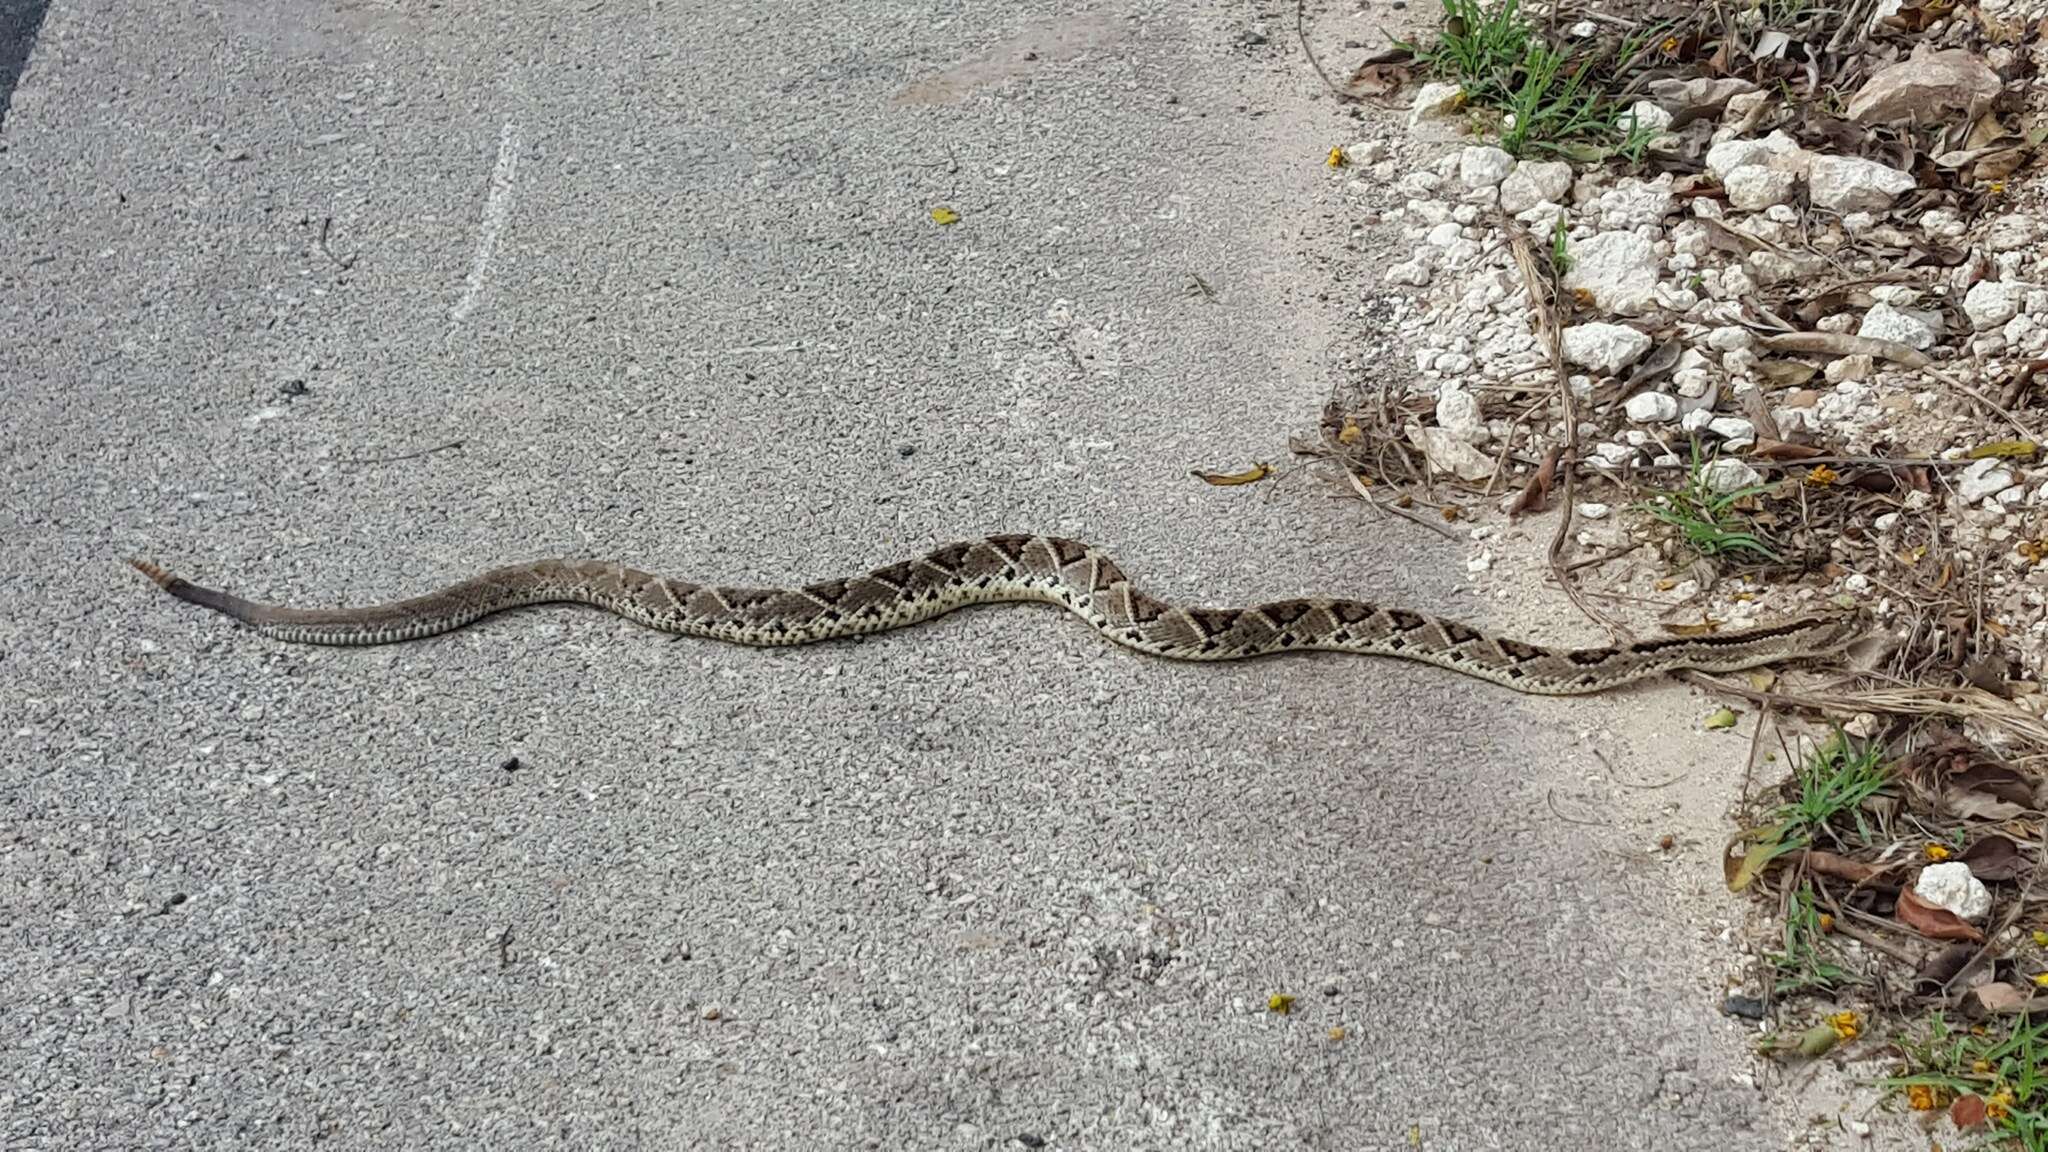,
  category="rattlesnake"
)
[127,534,1860,695]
